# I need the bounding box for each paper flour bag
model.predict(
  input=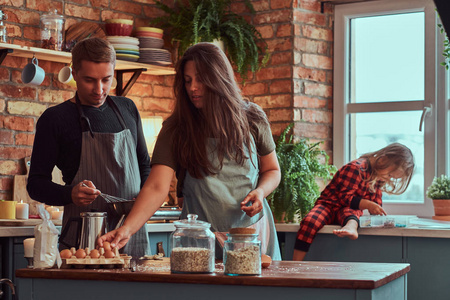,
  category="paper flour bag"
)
[33,204,61,268]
